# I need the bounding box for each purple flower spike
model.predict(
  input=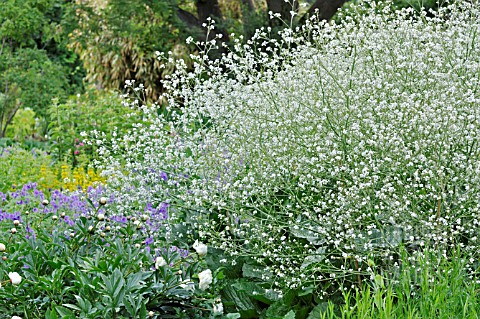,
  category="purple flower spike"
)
[160,171,168,181]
